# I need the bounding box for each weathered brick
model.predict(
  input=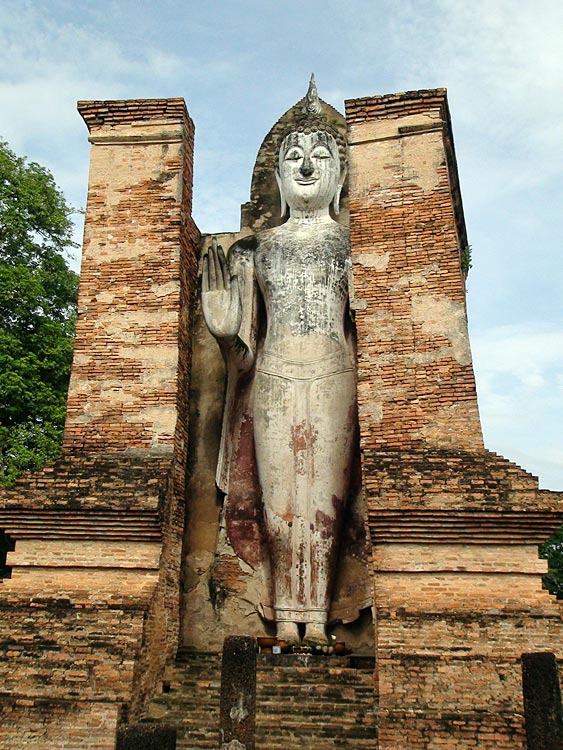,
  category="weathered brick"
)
[345,89,563,749]
[0,98,199,748]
